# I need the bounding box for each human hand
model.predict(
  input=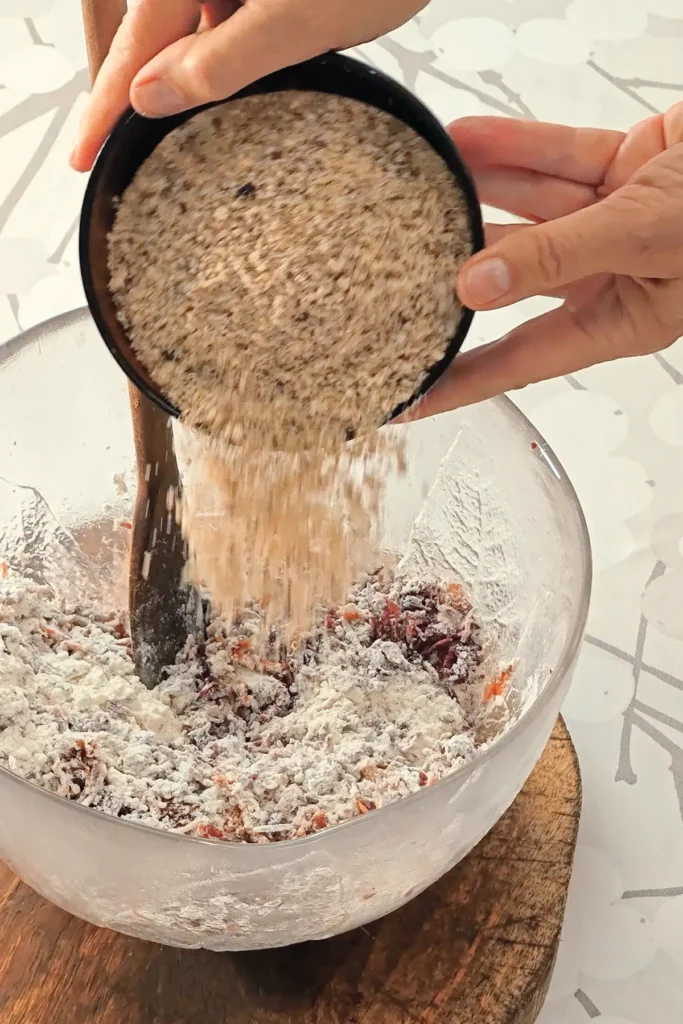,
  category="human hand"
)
[412,103,683,419]
[70,0,426,172]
